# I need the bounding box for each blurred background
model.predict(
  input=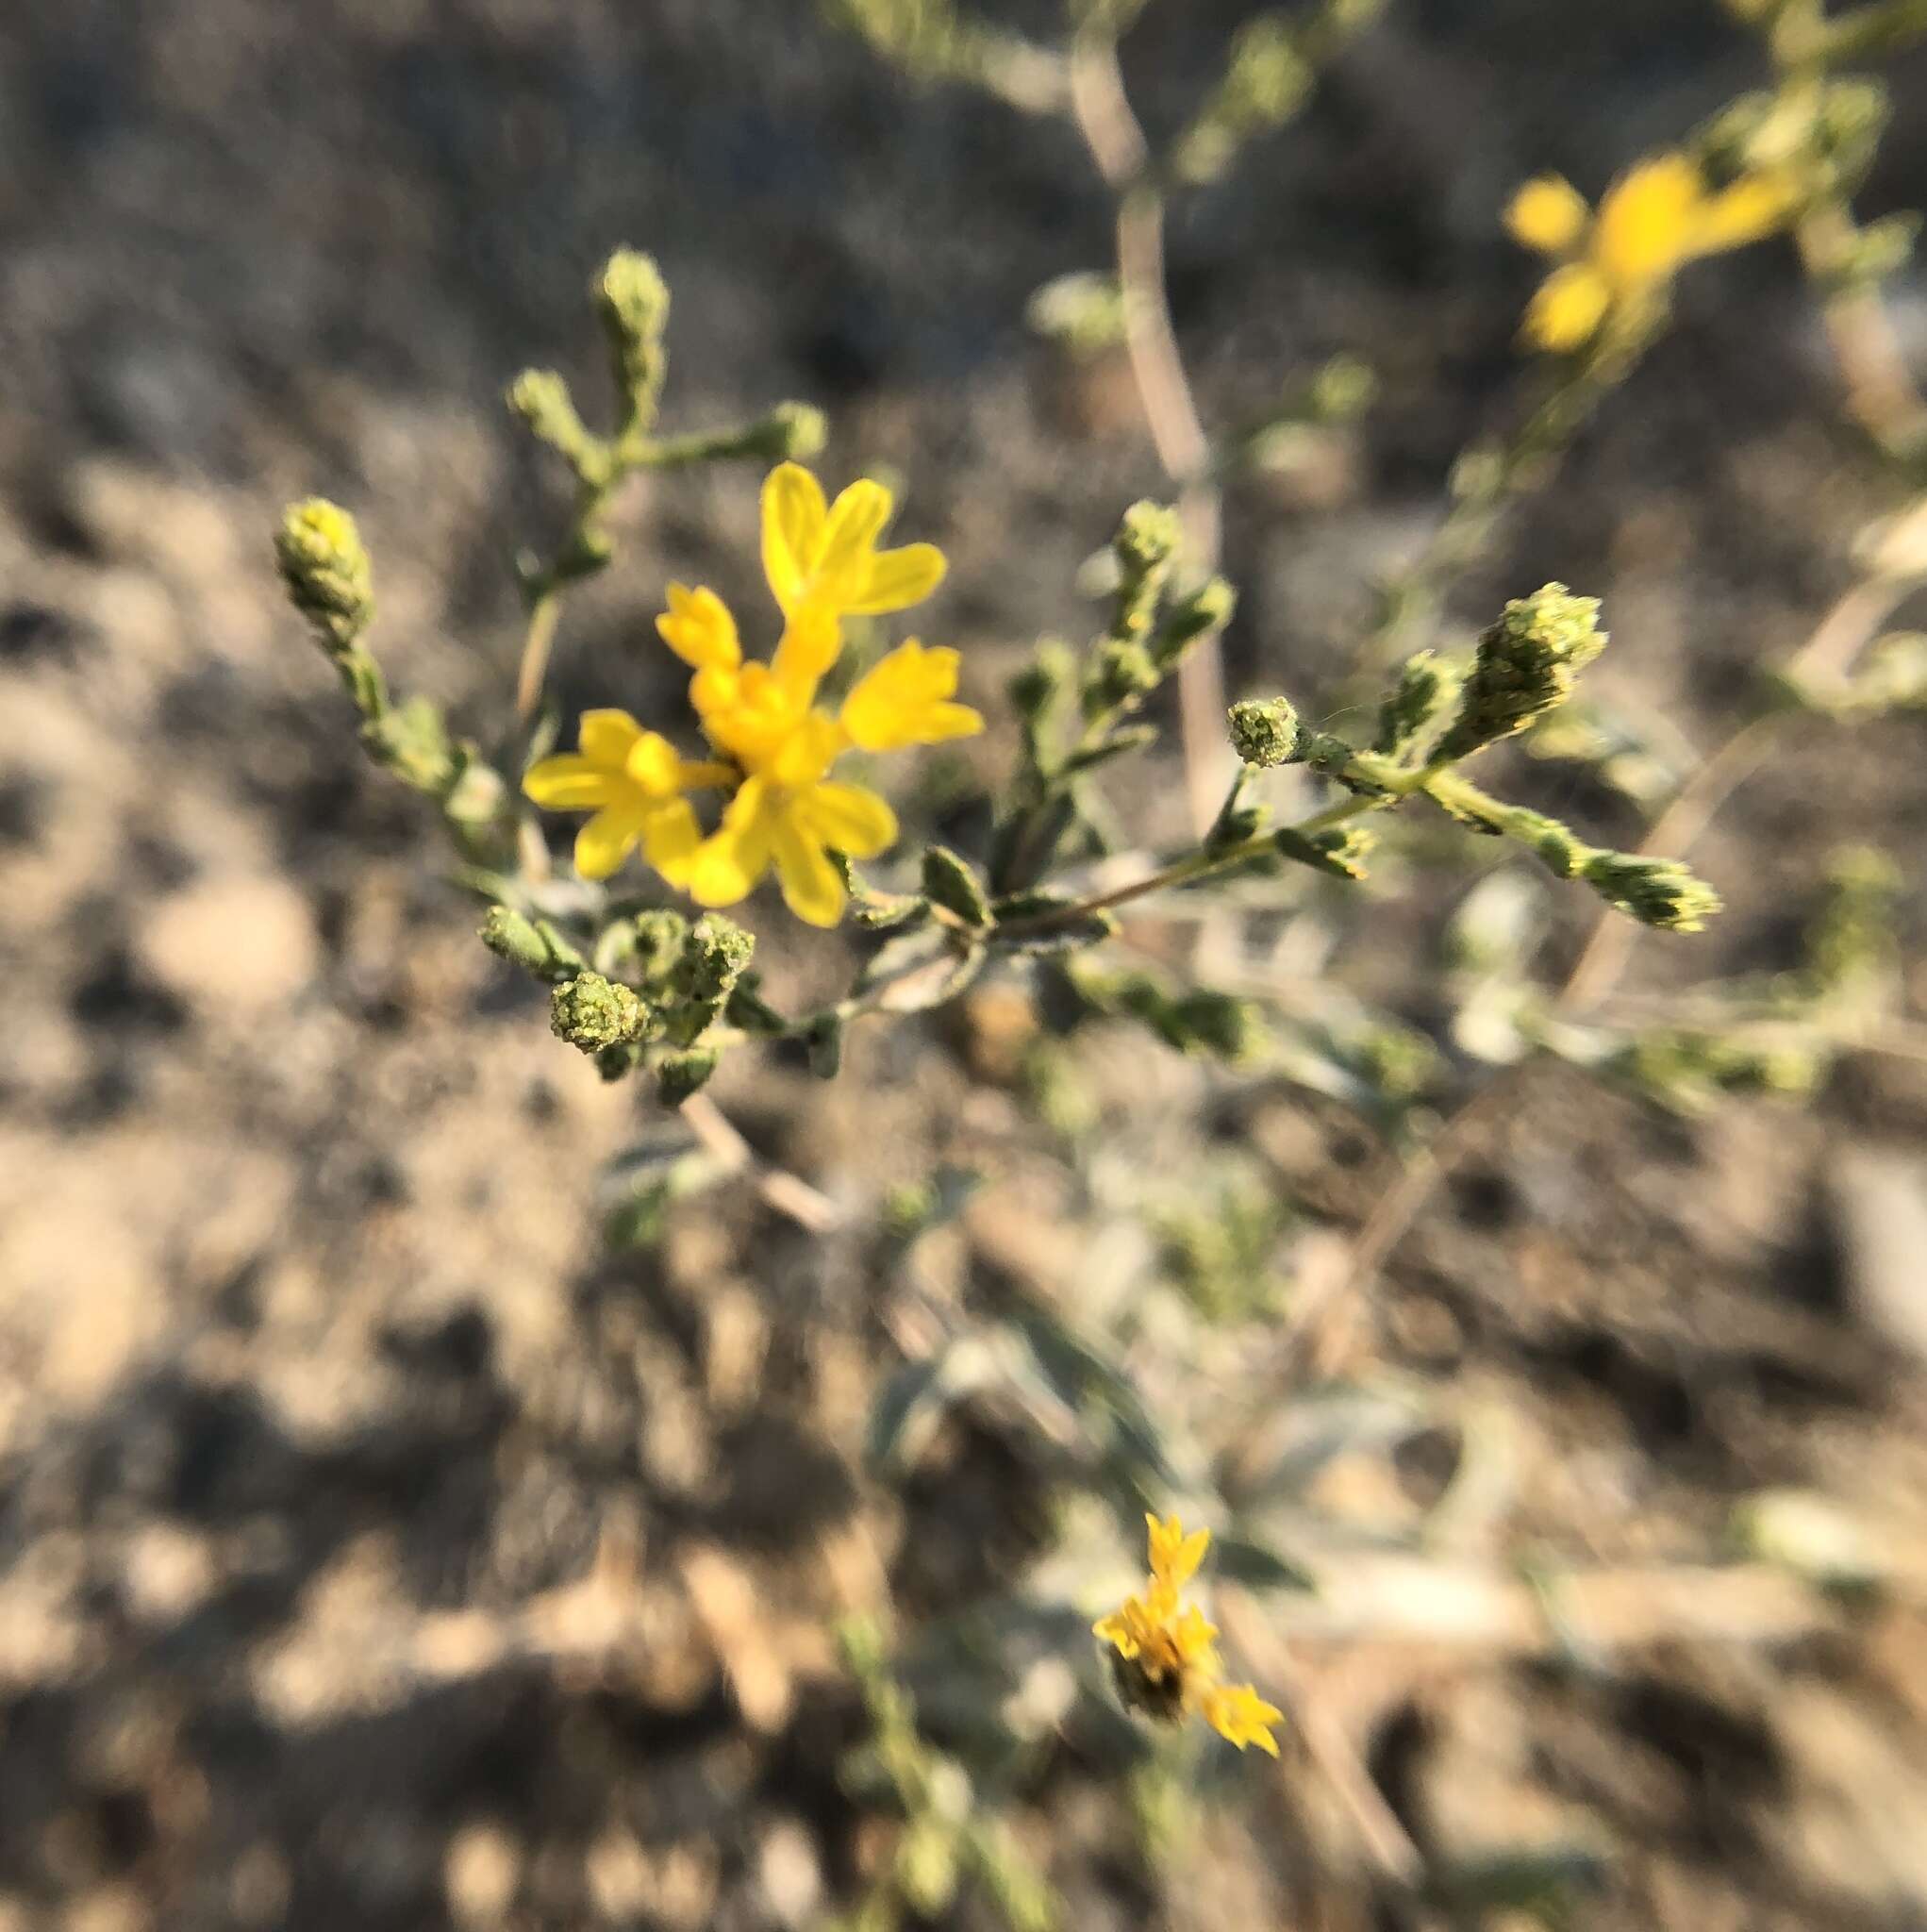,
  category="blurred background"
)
[4,2,1927,1927]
